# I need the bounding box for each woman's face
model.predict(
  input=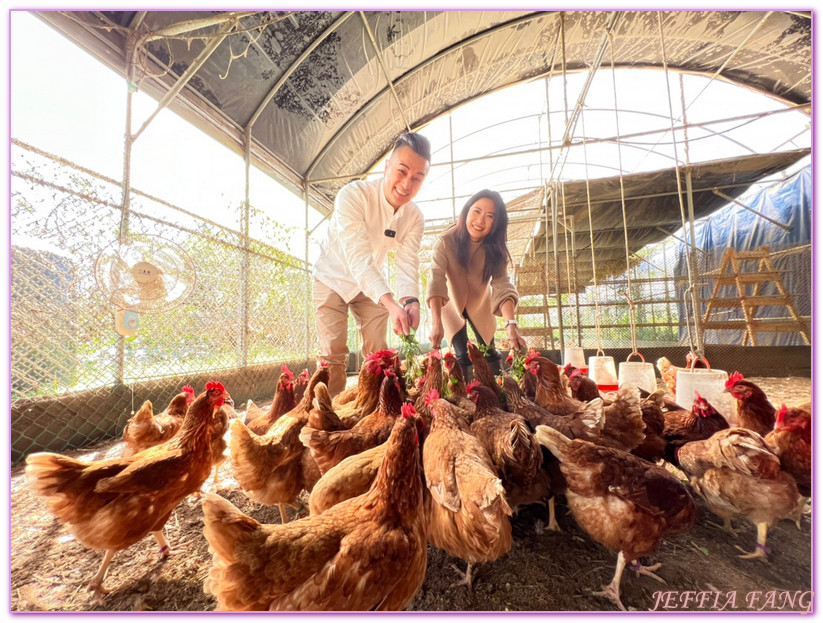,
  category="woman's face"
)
[465,197,496,242]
